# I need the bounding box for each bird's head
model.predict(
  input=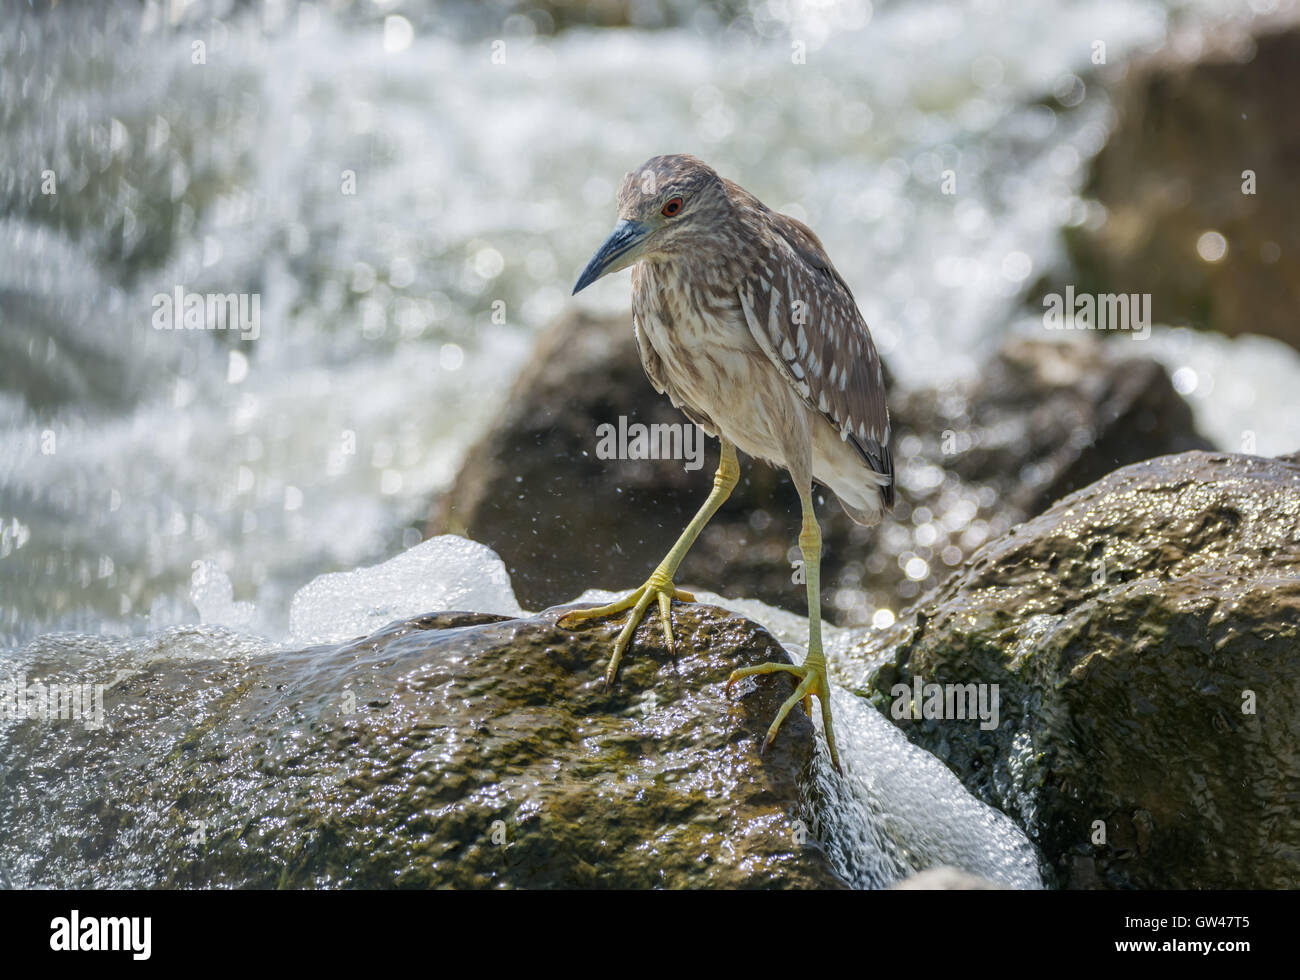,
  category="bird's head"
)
[573,154,730,294]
